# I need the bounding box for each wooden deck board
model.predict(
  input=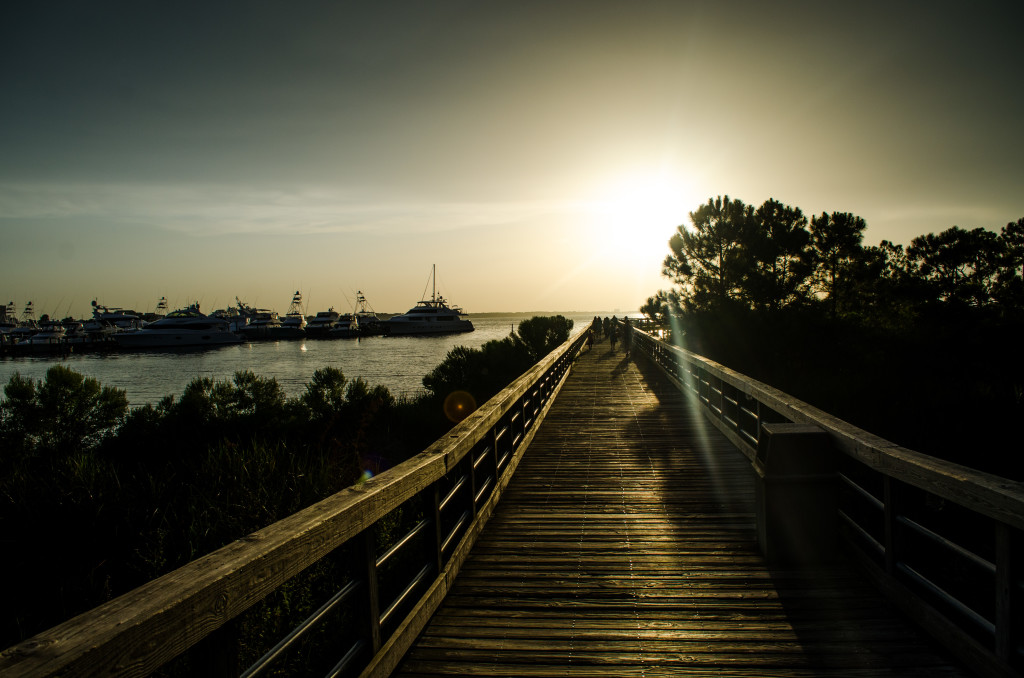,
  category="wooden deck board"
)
[392,343,970,677]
